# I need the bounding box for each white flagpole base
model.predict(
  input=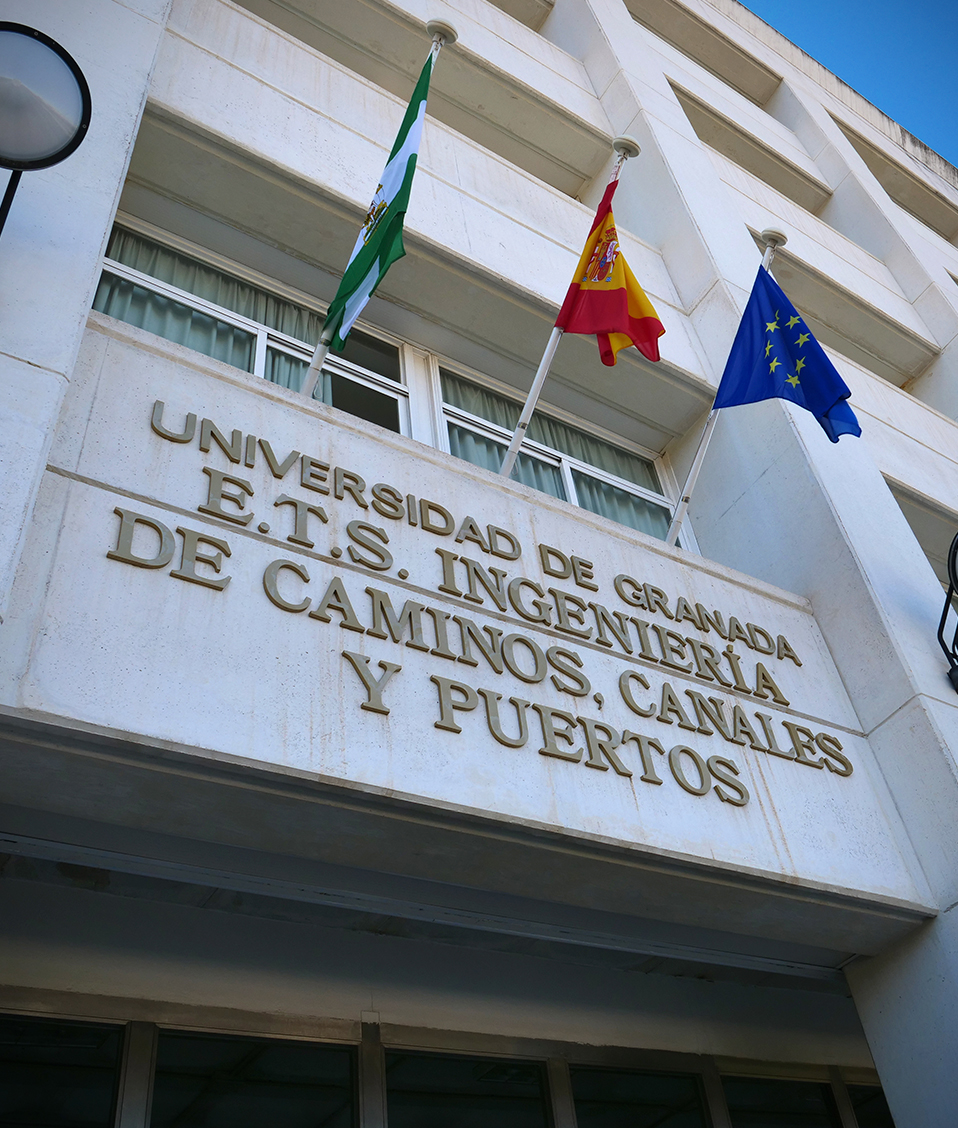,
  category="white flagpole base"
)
[760,228,787,270]
[300,329,335,400]
[665,409,718,547]
[426,18,458,44]
[499,327,563,479]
